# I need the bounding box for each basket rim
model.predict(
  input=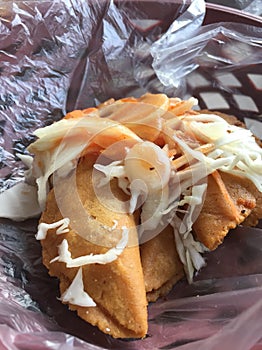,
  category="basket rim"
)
[206,2,262,25]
